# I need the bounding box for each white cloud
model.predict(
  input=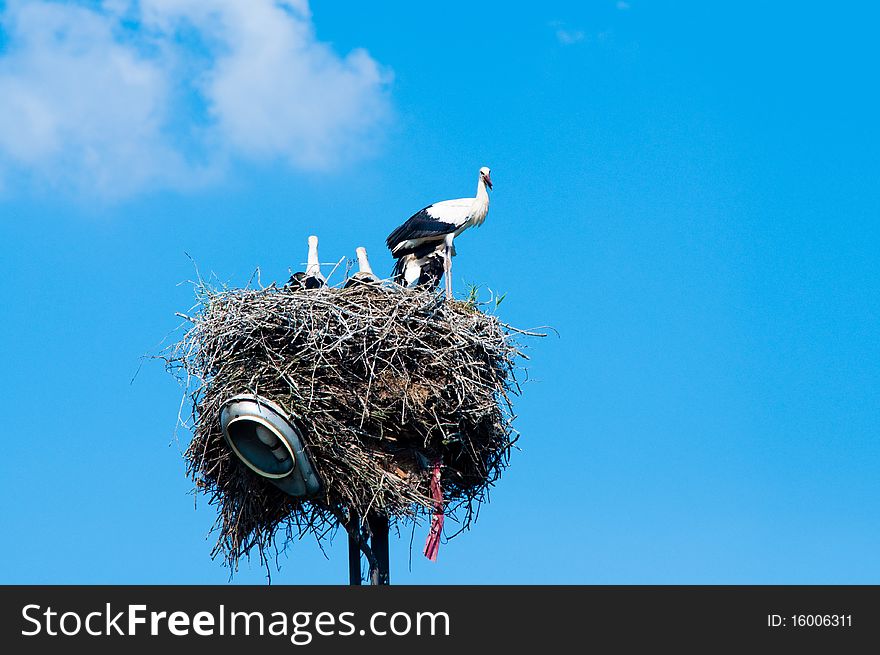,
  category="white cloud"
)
[616,1,631,10]
[0,0,391,198]
[0,1,193,197]
[142,0,389,169]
